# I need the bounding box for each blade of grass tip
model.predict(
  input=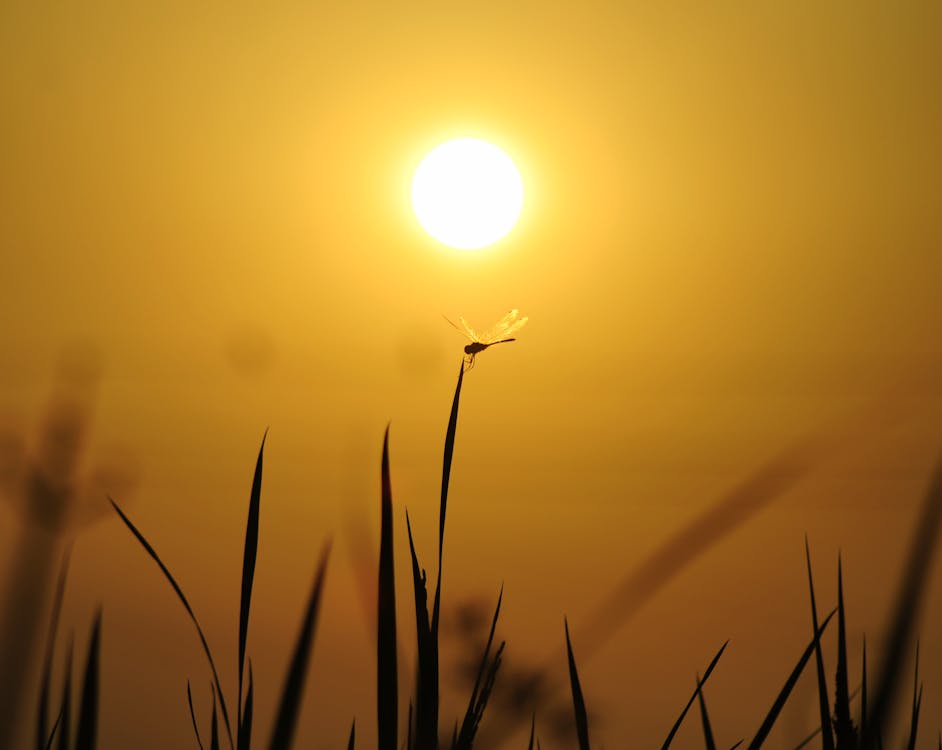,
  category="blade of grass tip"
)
[456,586,503,750]
[804,538,835,750]
[564,620,590,750]
[56,635,73,750]
[660,641,729,750]
[905,645,921,750]
[861,460,942,750]
[347,719,356,750]
[109,497,235,750]
[238,662,253,750]
[747,608,836,750]
[211,687,221,750]
[377,426,398,750]
[239,430,267,750]
[43,708,63,750]
[187,681,205,750]
[728,741,744,750]
[74,608,102,750]
[267,541,331,750]
[793,727,822,750]
[405,511,437,750]
[833,554,854,750]
[466,642,506,747]
[37,544,72,750]
[527,715,535,750]
[407,701,414,750]
[697,675,717,750]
